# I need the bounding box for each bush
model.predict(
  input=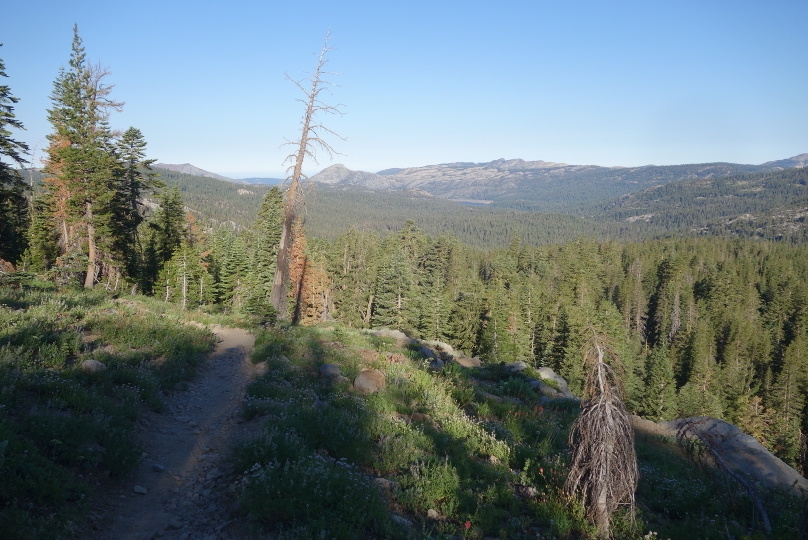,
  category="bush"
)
[242,454,393,540]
